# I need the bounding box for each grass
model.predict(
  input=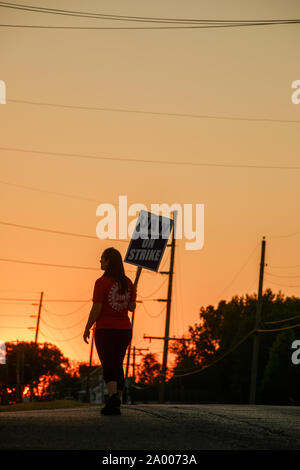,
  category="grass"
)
[0,400,93,412]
